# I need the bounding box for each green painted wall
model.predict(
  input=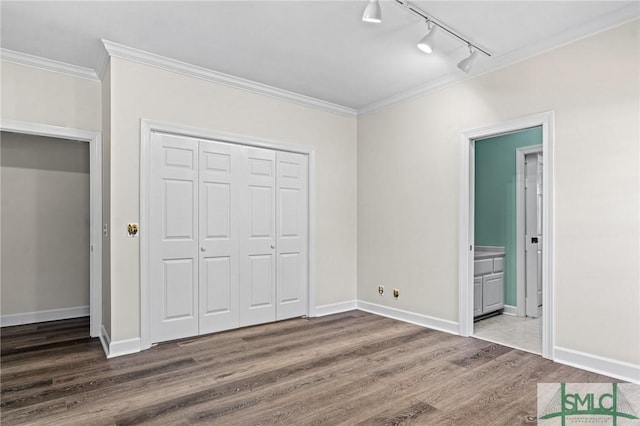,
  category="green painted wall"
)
[474,127,542,307]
